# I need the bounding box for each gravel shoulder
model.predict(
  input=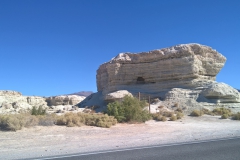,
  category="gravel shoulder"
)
[0,115,240,160]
